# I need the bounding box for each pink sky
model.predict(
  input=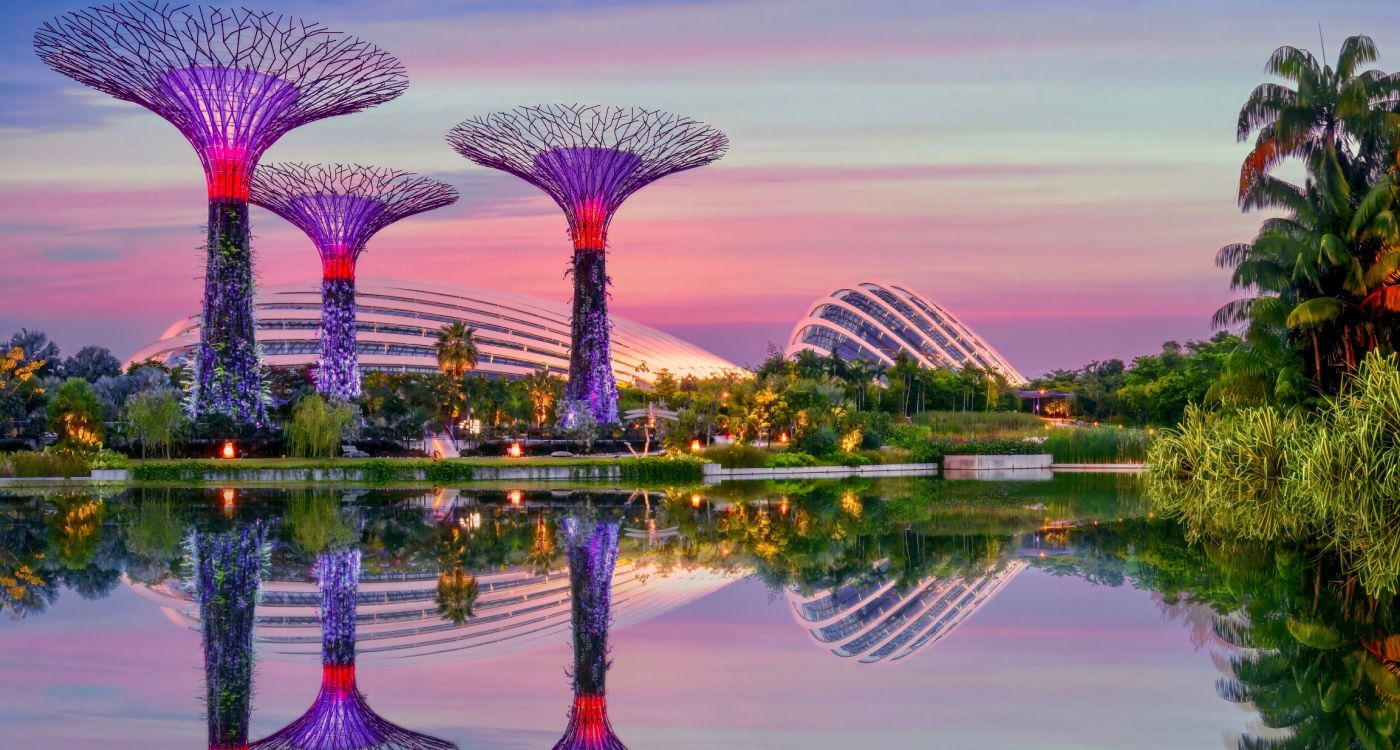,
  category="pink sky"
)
[5,1,1400,374]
